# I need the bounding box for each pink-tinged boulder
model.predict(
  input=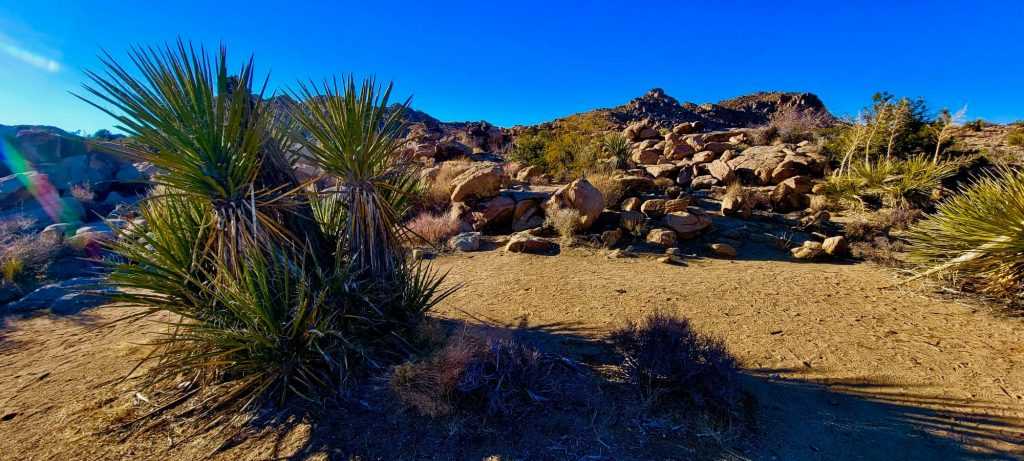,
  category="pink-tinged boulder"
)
[544,178,605,231]
[663,211,712,239]
[505,232,559,254]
